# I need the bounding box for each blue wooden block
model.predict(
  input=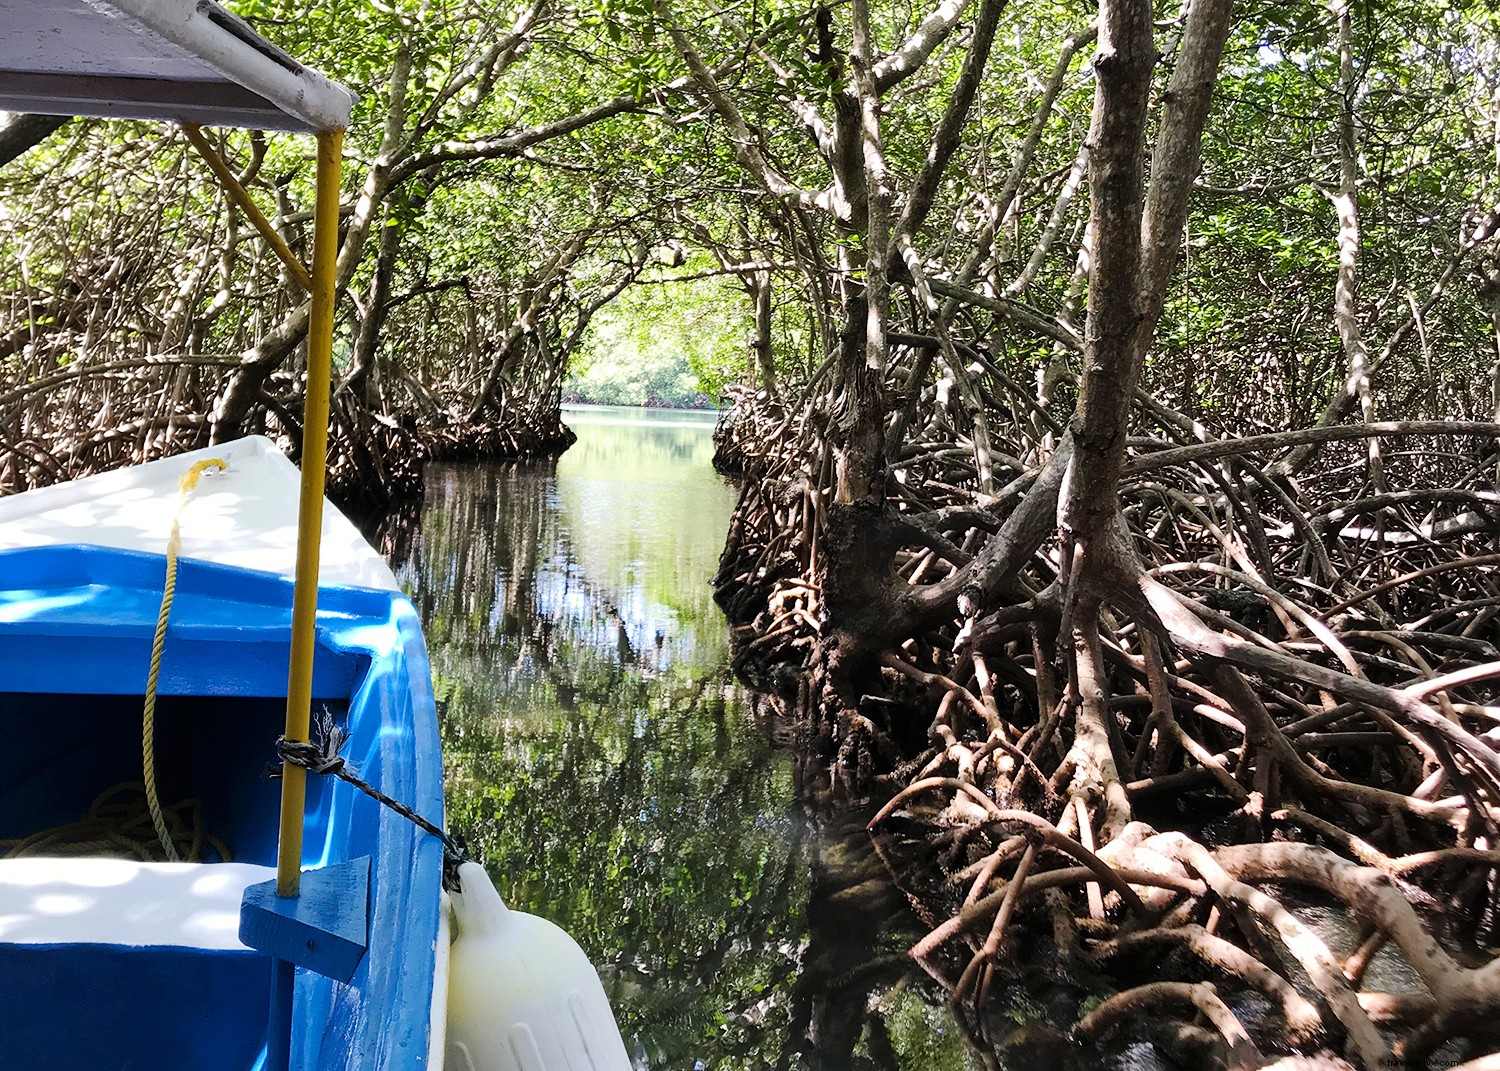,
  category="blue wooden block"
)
[239,857,370,983]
